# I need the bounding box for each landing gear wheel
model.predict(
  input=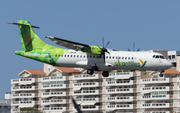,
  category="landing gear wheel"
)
[102,71,109,77]
[159,74,164,77]
[87,69,94,75]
